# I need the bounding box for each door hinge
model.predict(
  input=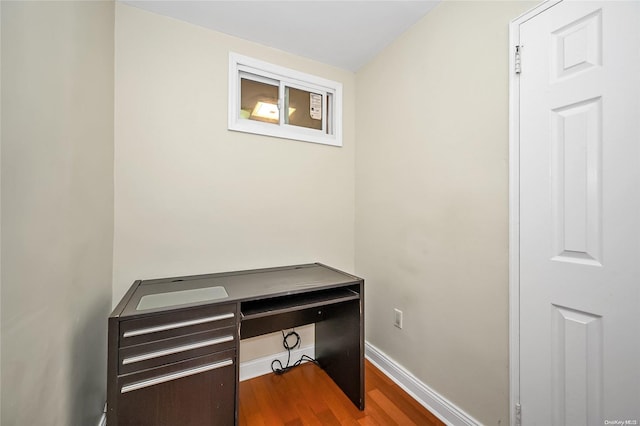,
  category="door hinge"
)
[515,402,522,426]
[515,45,522,74]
